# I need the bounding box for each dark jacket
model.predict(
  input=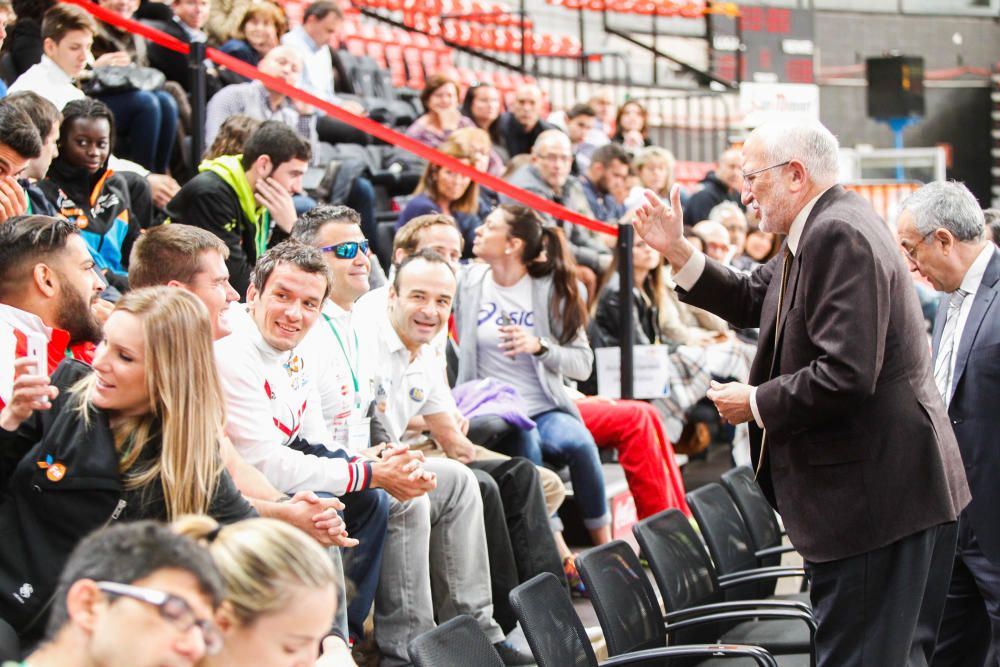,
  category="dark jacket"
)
[682,170,742,227]
[495,112,558,158]
[19,179,58,217]
[144,17,222,97]
[39,159,138,292]
[166,154,284,299]
[0,360,253,639]
[6,18,42,78]
[682,185,970,562]
[932,246,1000,563]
